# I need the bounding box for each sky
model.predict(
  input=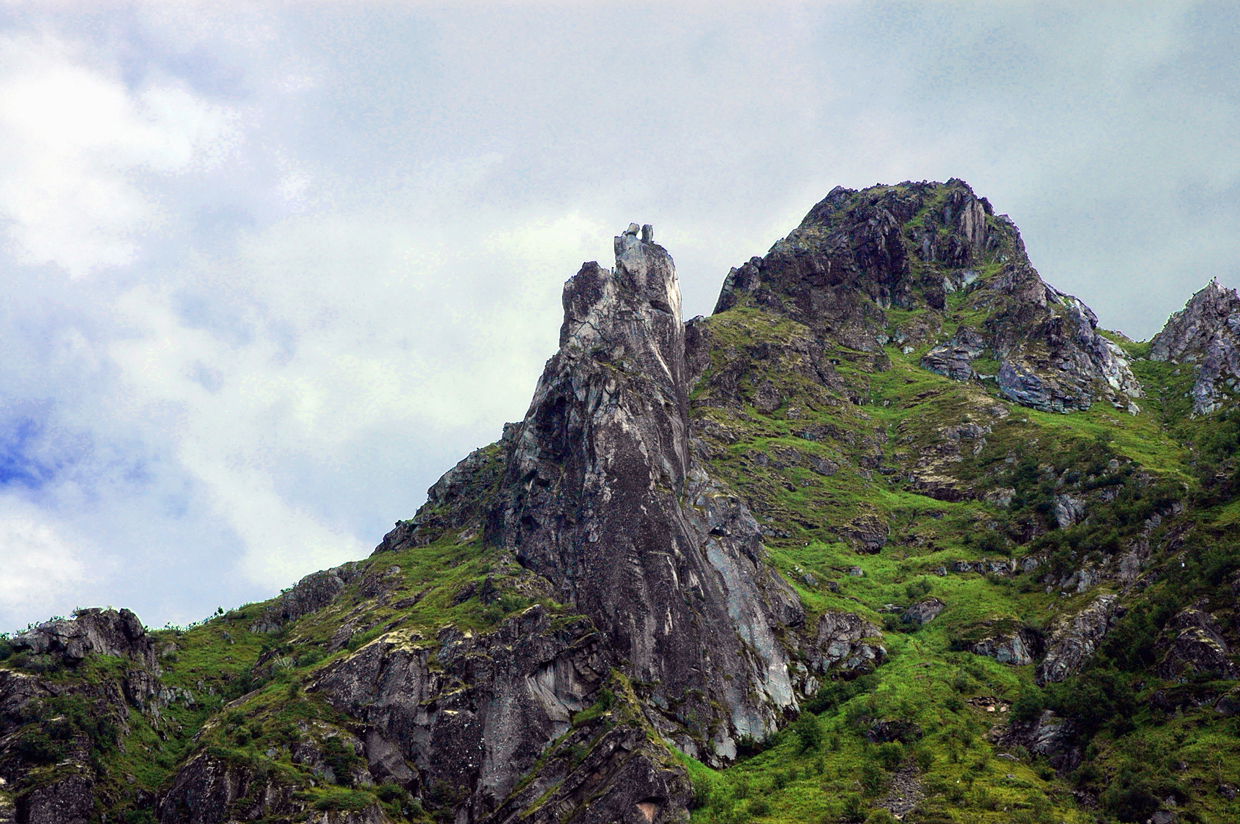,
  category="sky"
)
[0,1,1237,632]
